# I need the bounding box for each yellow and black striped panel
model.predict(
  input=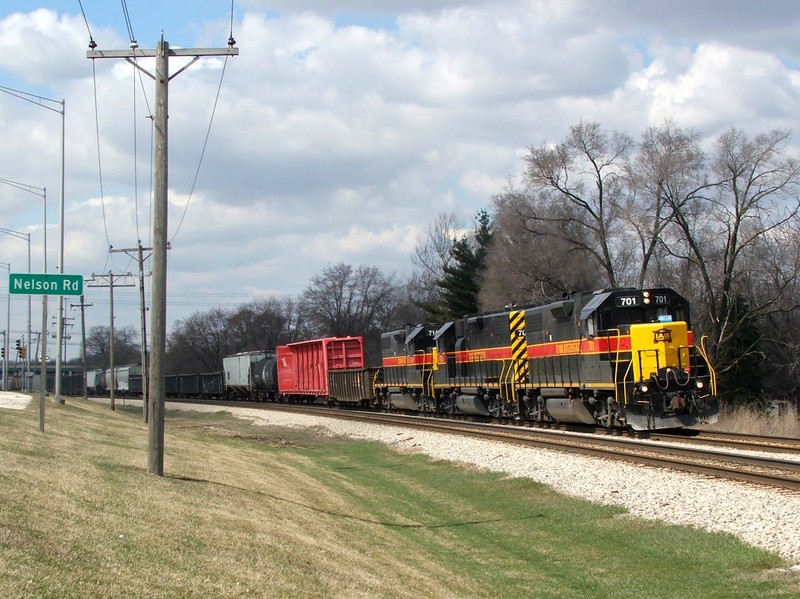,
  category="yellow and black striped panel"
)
[509,310,529,384]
